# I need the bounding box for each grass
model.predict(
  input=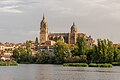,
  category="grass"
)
[0,61,18,66]
[63,63,112,68]
[112,62,120,66]
[63,63,88,67]
[89,63,112,68]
